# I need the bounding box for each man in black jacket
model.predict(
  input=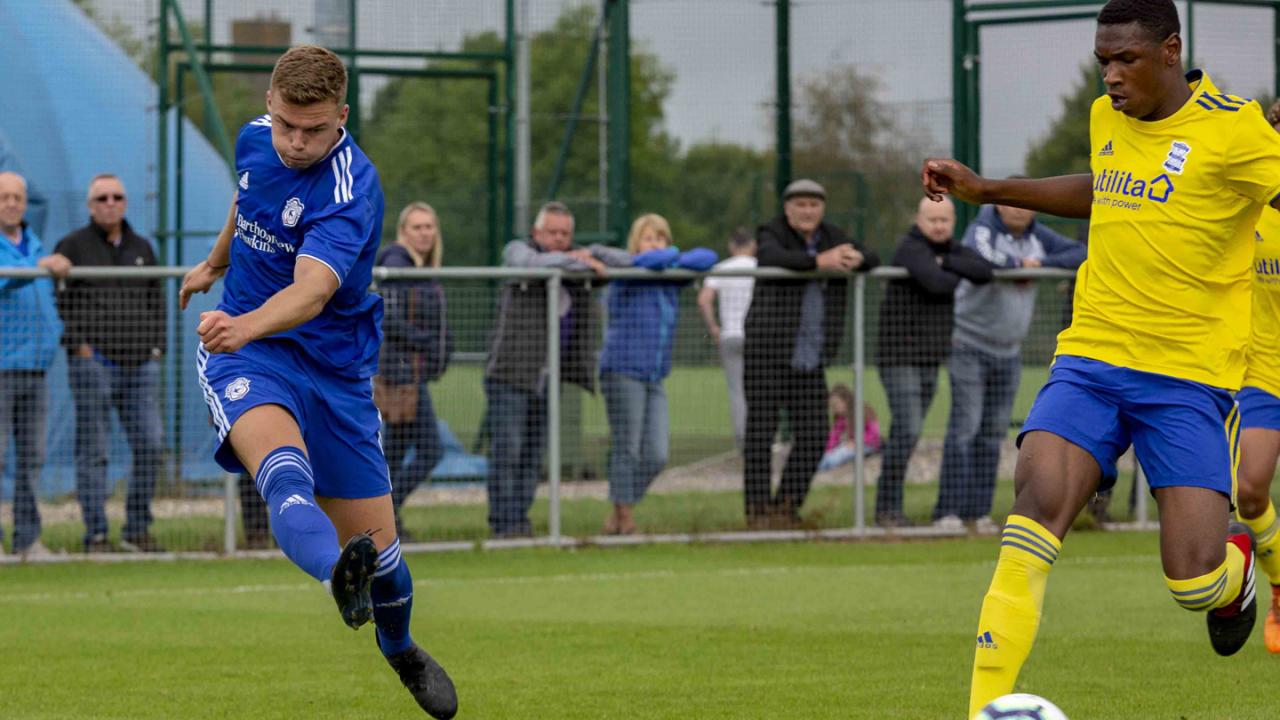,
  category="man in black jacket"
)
[54,173,166,553]
[873,196,992,527]
[742,179,880,528]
